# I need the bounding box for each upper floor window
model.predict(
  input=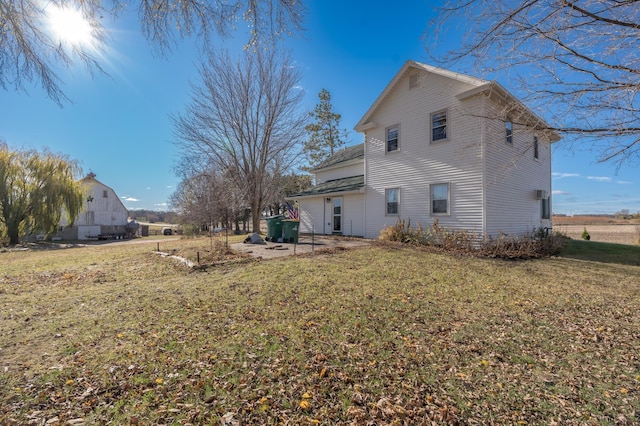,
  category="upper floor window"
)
[533,136,539,159]
[103,190,108,198]
[506,121,513,144]
[386,188,399,215]
[431,183,450,215]
[431,110,448,142]
[386,125,399,153]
